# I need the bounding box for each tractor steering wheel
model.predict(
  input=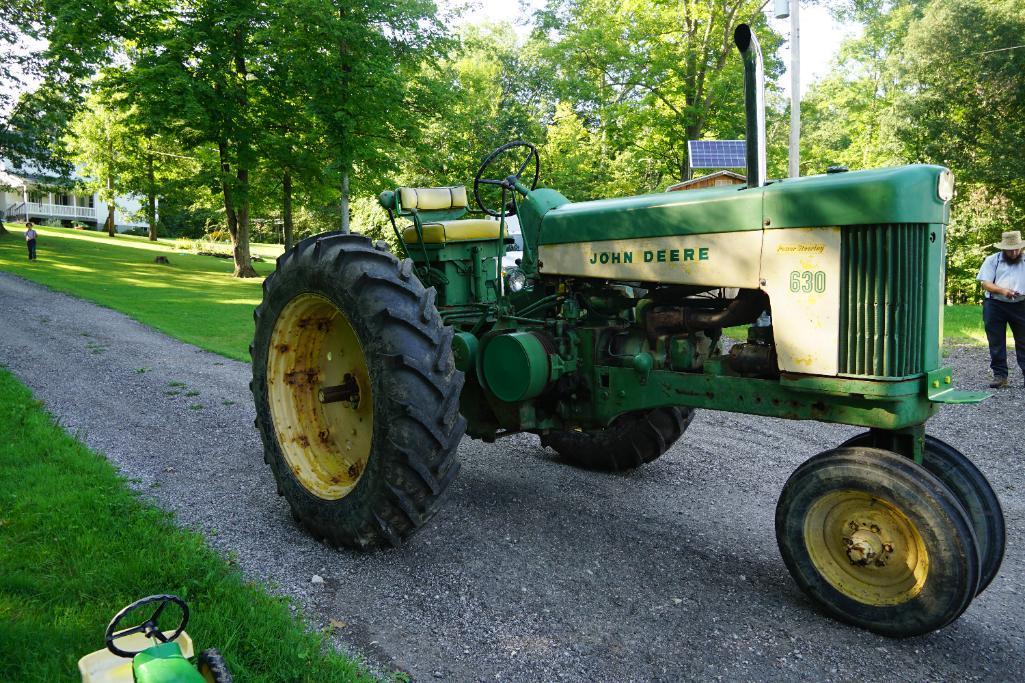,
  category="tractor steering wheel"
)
[473,140,540,217]
[105,594,190,658]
